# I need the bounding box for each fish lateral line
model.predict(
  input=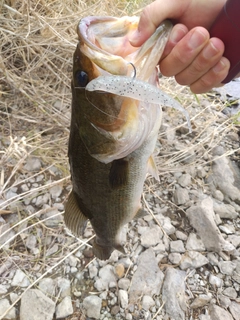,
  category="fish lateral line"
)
[86,75,192,133]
